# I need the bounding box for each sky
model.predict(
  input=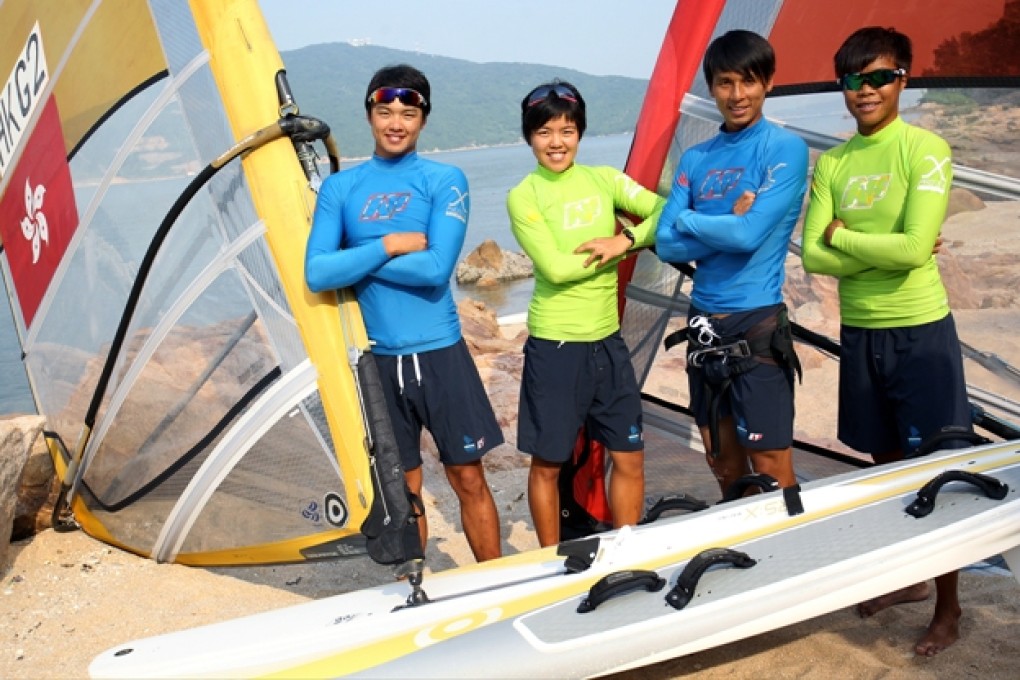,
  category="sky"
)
[258,0,677,79]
